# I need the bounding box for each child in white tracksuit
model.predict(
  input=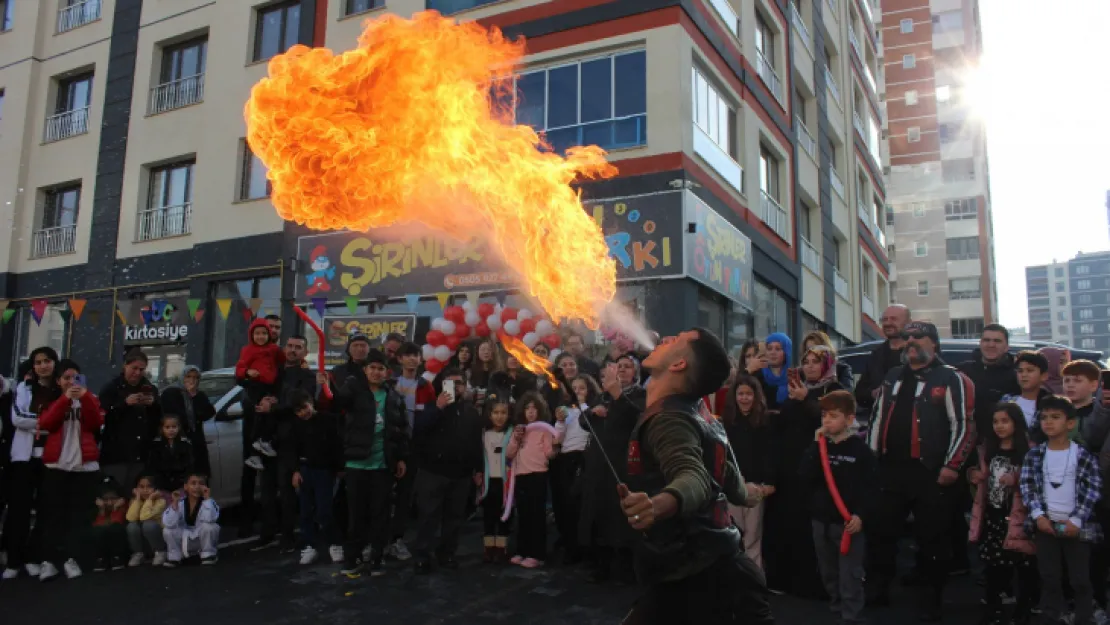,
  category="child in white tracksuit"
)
[162,473,220,566]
